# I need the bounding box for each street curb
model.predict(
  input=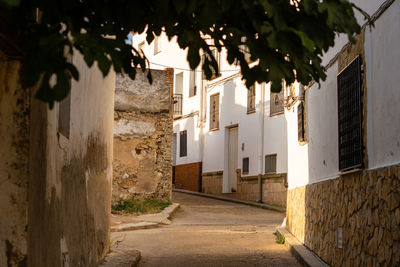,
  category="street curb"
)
[111,203,180,232]
[161,203,180,219]
[173,189,285,213]
[100,249,141,267]
[275,227,329,267]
